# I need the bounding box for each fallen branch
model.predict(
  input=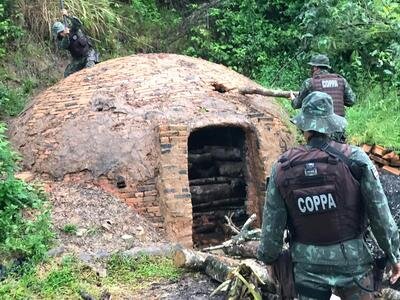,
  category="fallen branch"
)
[202,214,260,252]
[239,87,298,99]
